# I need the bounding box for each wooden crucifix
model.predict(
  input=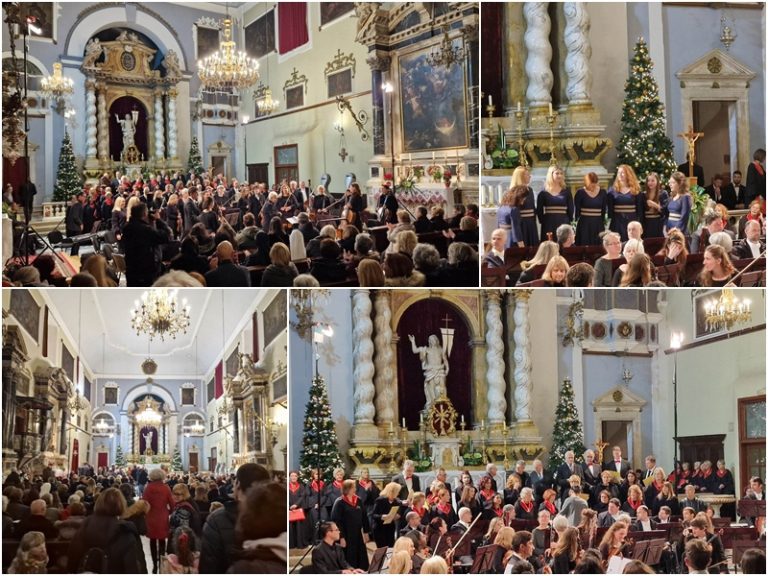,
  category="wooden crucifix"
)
[677,124,704,178]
